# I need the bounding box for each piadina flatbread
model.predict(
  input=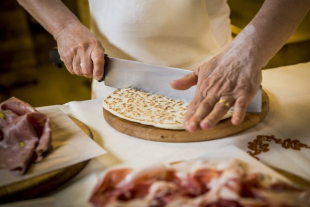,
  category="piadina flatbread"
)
[103,88,233,130]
